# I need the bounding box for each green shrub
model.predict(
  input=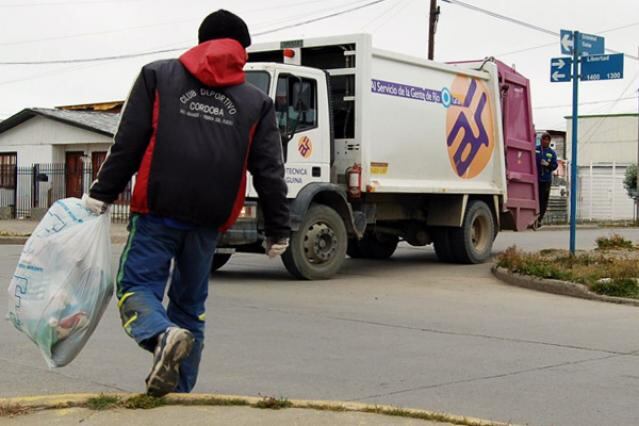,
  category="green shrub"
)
[591,279,639,298]
[596,234,634,250]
